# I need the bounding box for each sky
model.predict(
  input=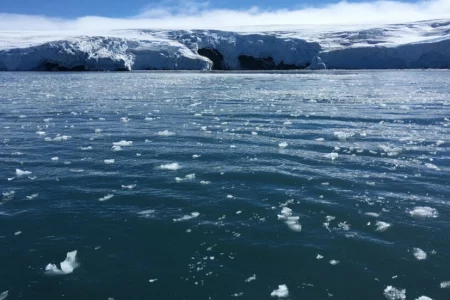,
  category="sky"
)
[0,0,449,31]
